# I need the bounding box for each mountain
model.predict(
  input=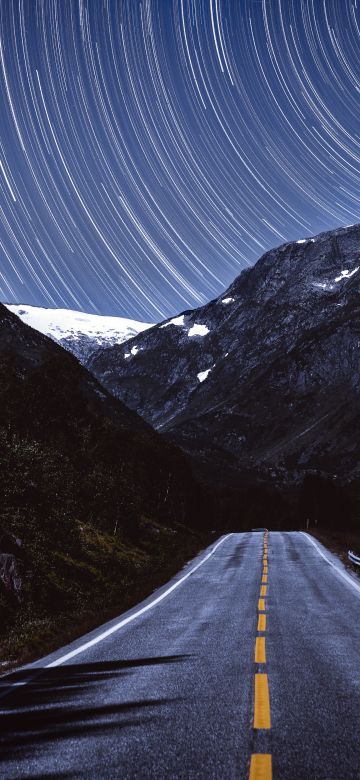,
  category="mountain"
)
[0,303,210,662]
[87,224,360,487]
[5,304,153,363]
